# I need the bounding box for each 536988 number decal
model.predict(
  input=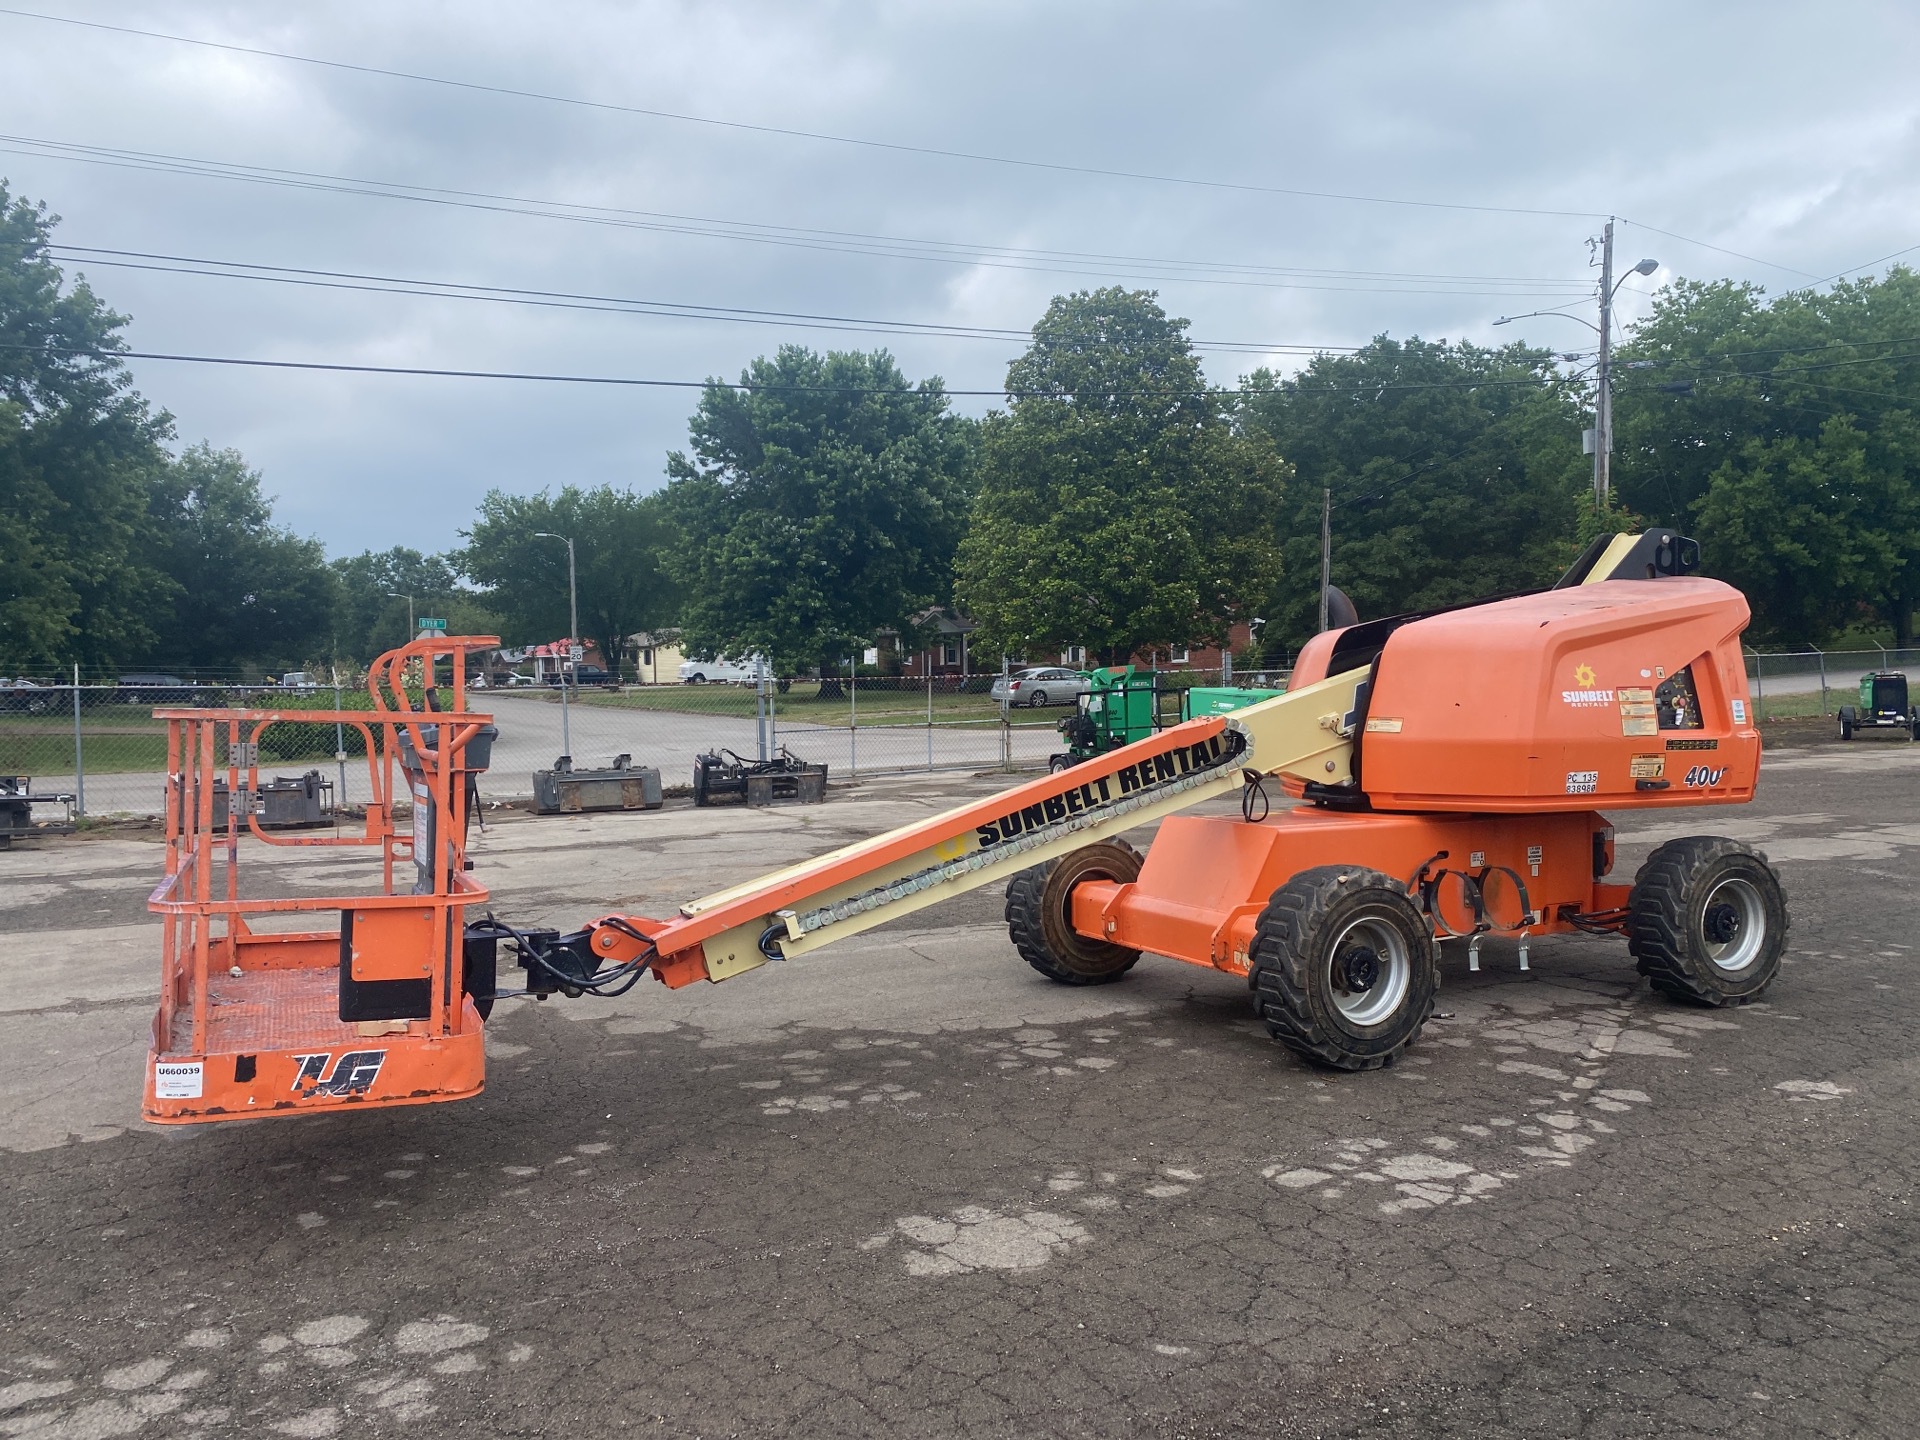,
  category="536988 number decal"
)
[1682,765,1727,787]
